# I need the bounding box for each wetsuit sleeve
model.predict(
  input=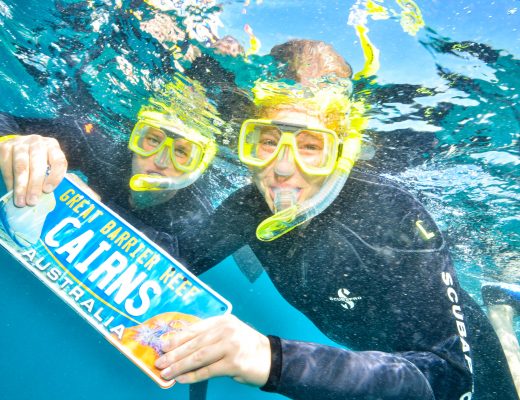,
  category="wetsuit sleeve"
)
[261,255,473,399]
[262,338,446,400]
